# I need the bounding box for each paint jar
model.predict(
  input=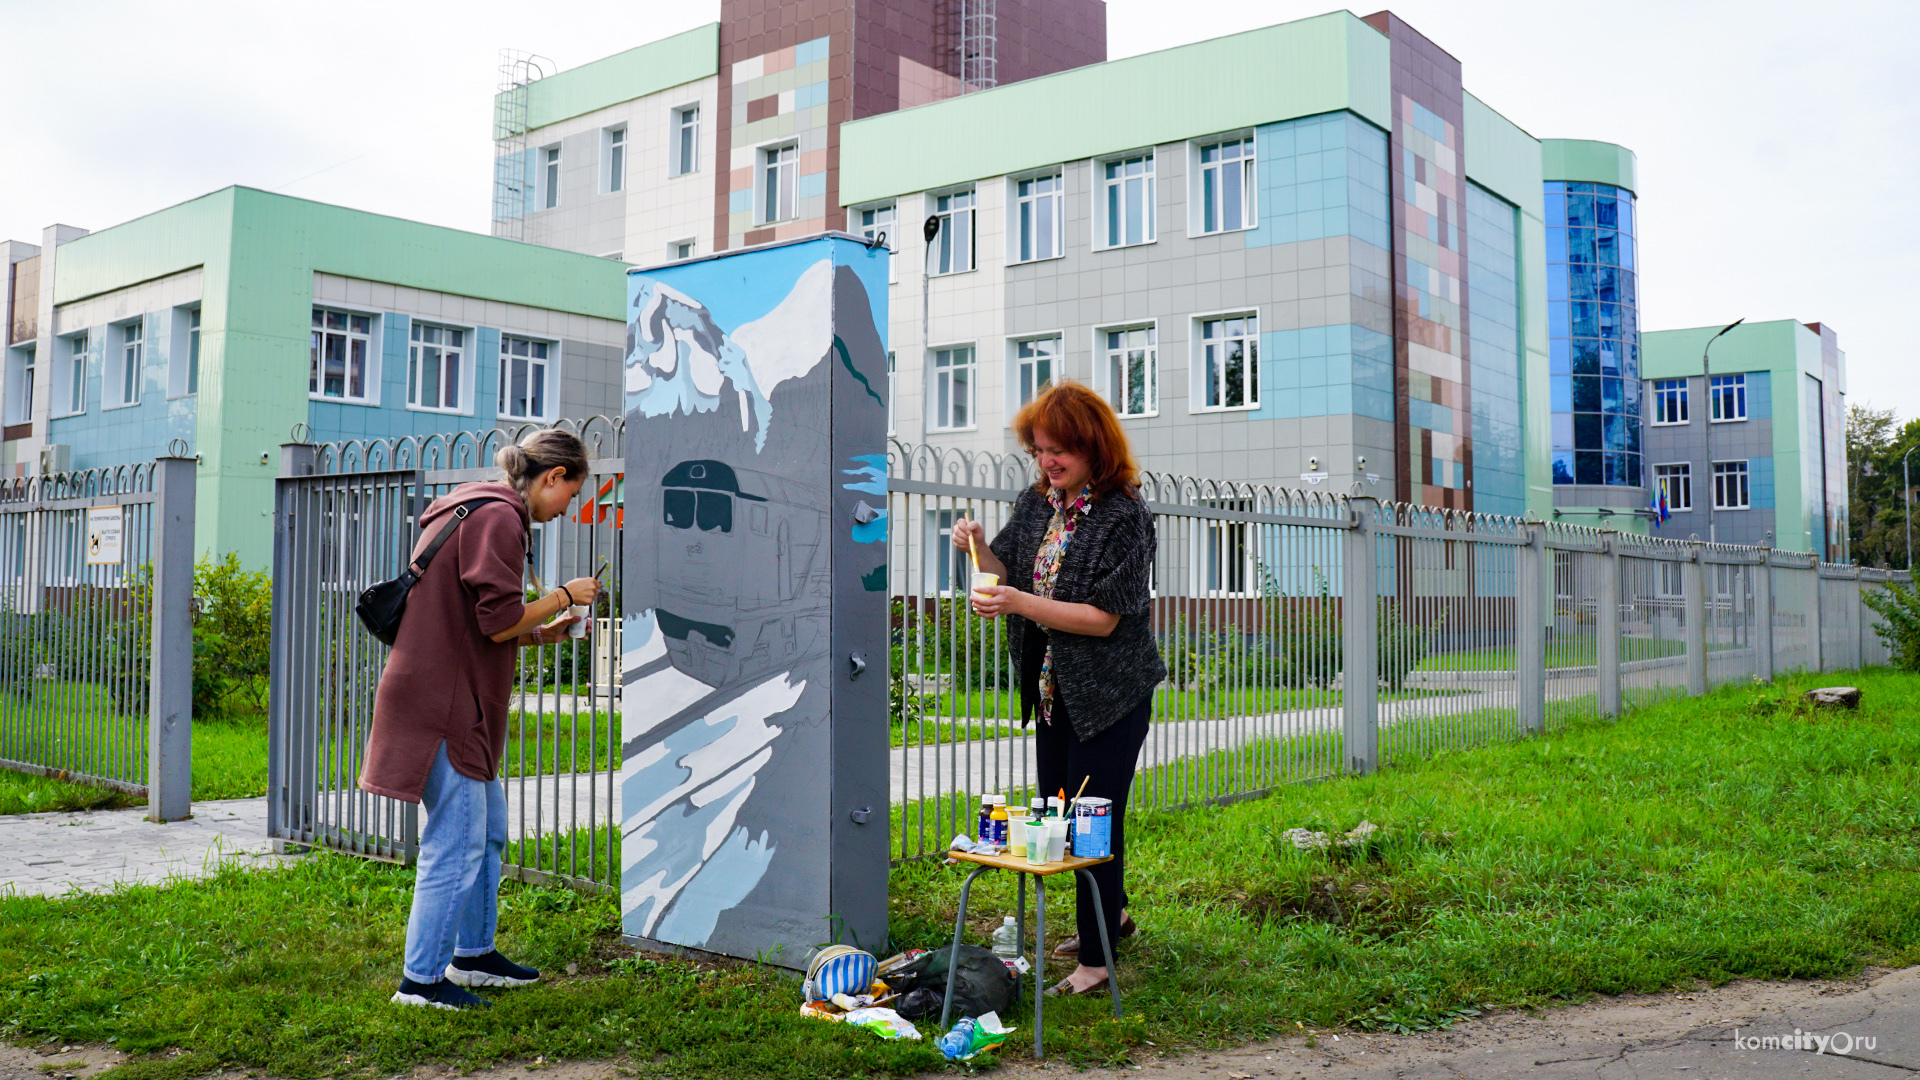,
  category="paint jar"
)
[1073,796,1113,858]
[977,794,995,844]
